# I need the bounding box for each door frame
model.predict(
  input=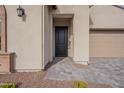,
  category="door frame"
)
[55,26,68,57]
